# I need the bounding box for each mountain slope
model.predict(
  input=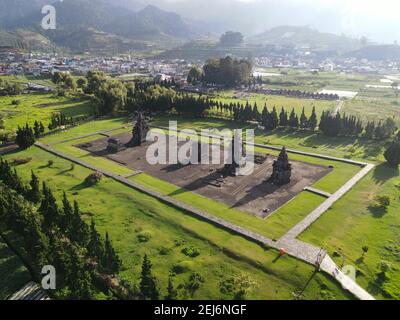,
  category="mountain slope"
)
[248,26,361,52]
[0,0,200,52]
